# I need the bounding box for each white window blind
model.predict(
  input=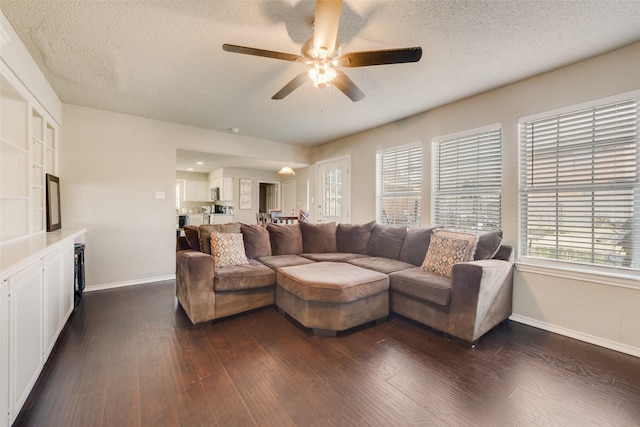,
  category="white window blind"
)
[519,96,639,271]
[376,144,422,226]
[432,127,502,232]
